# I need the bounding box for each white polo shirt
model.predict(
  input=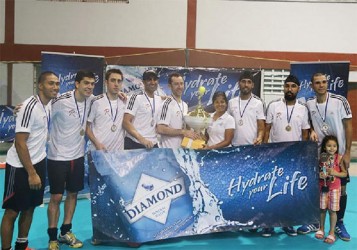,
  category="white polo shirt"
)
[87,94,126,151]
[228,94,266,146]
[125,92,162,144]
[306,92,352,154]
[47,90,93,161]
[6,96,50,168]
[207,112,235,147]
[266,98,310,142]
[157,97,188,149]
